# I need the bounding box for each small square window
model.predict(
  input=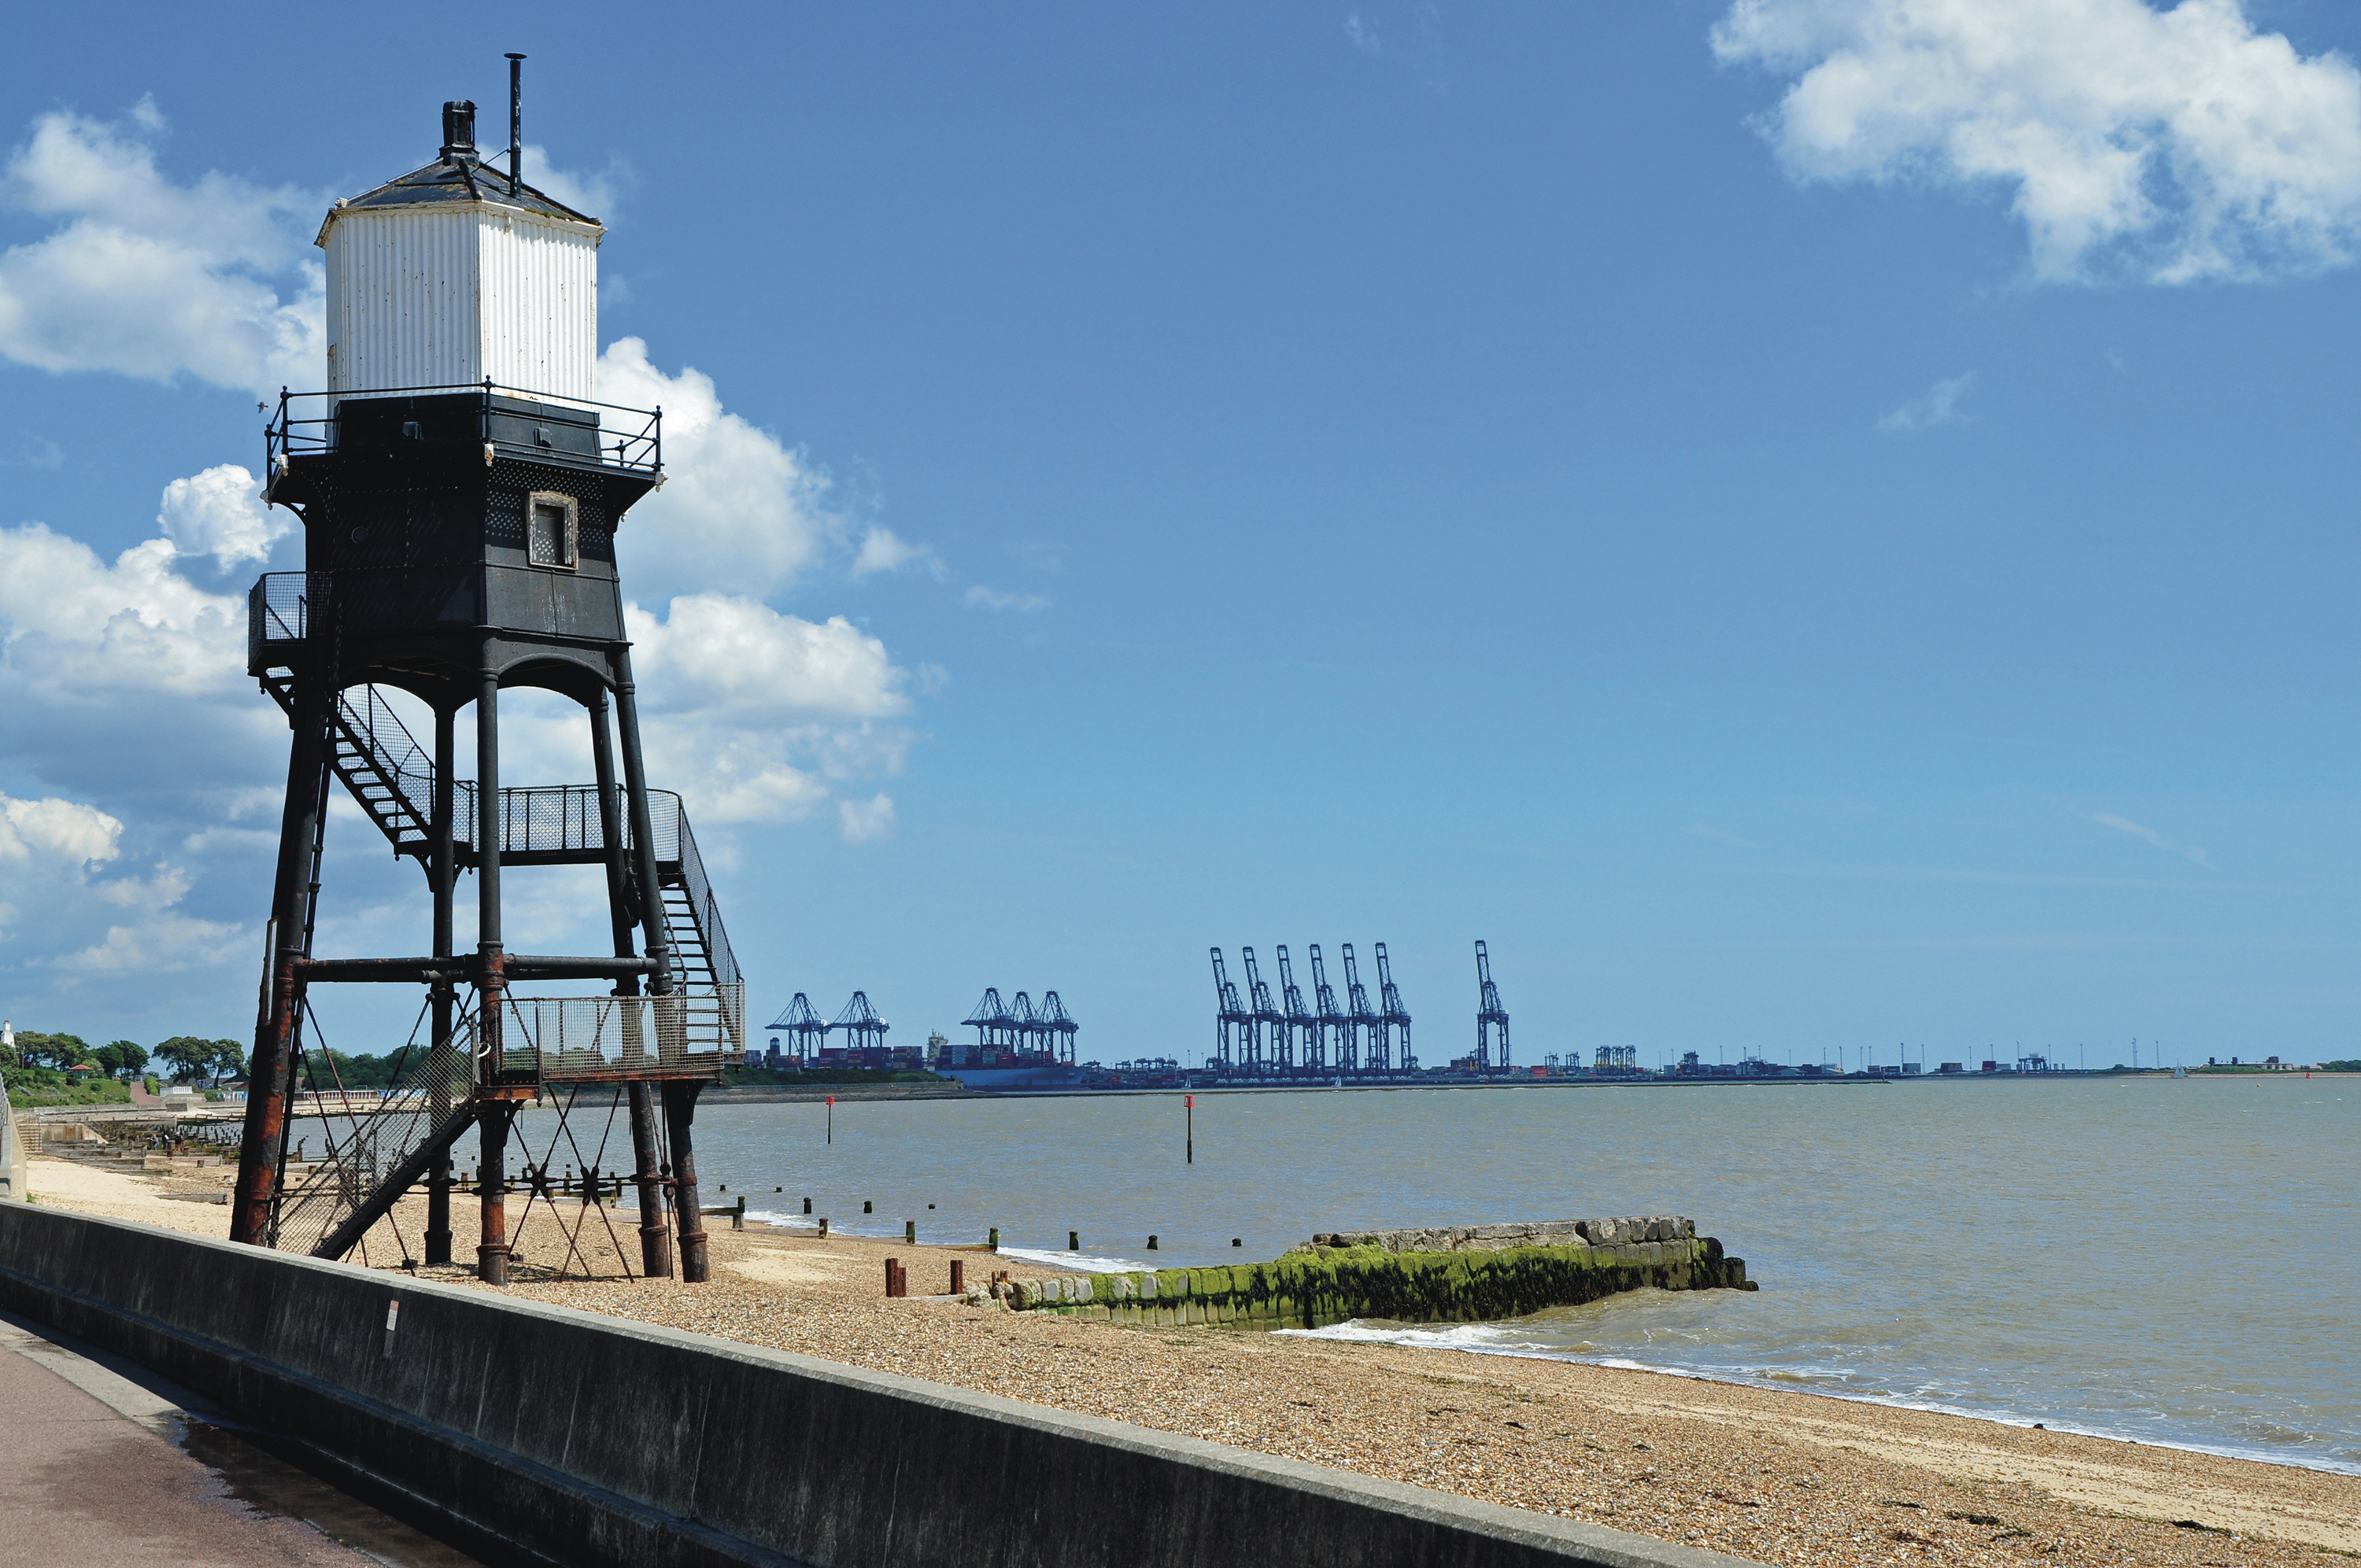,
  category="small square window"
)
[527,493,578,570]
